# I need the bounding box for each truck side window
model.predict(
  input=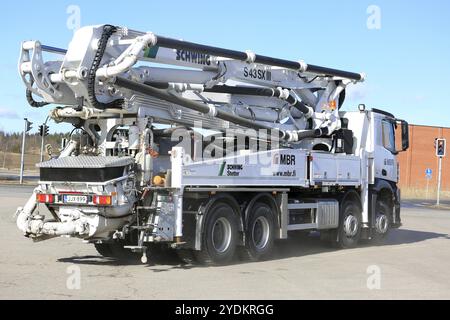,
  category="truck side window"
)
[381,120,396,153]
